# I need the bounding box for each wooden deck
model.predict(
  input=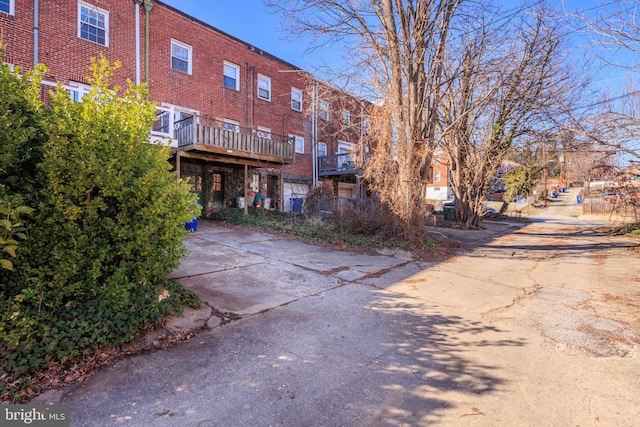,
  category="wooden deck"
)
[318,153,357,176]
[173,116,295,165]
